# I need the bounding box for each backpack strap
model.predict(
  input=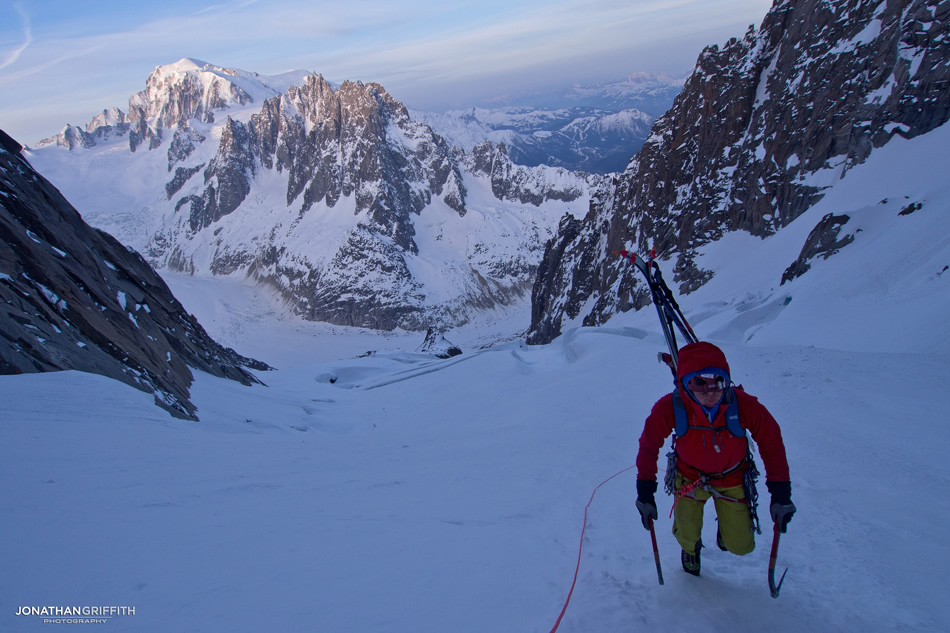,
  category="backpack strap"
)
[671,389,689,437]
[722,387,745,438]
[671,388,745,438]
[668,387,761,532]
